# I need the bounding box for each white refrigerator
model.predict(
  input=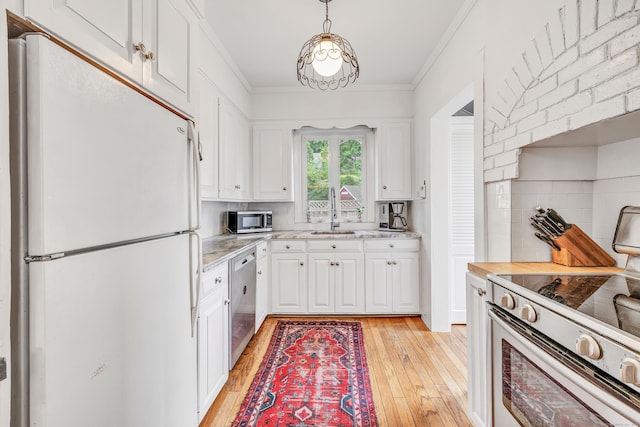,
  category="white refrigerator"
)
[9,34,201,427]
